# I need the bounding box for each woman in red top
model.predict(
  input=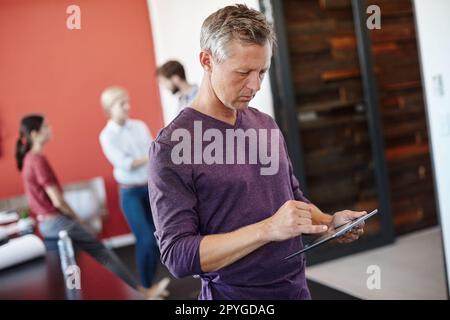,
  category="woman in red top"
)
[16,114,169,299]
